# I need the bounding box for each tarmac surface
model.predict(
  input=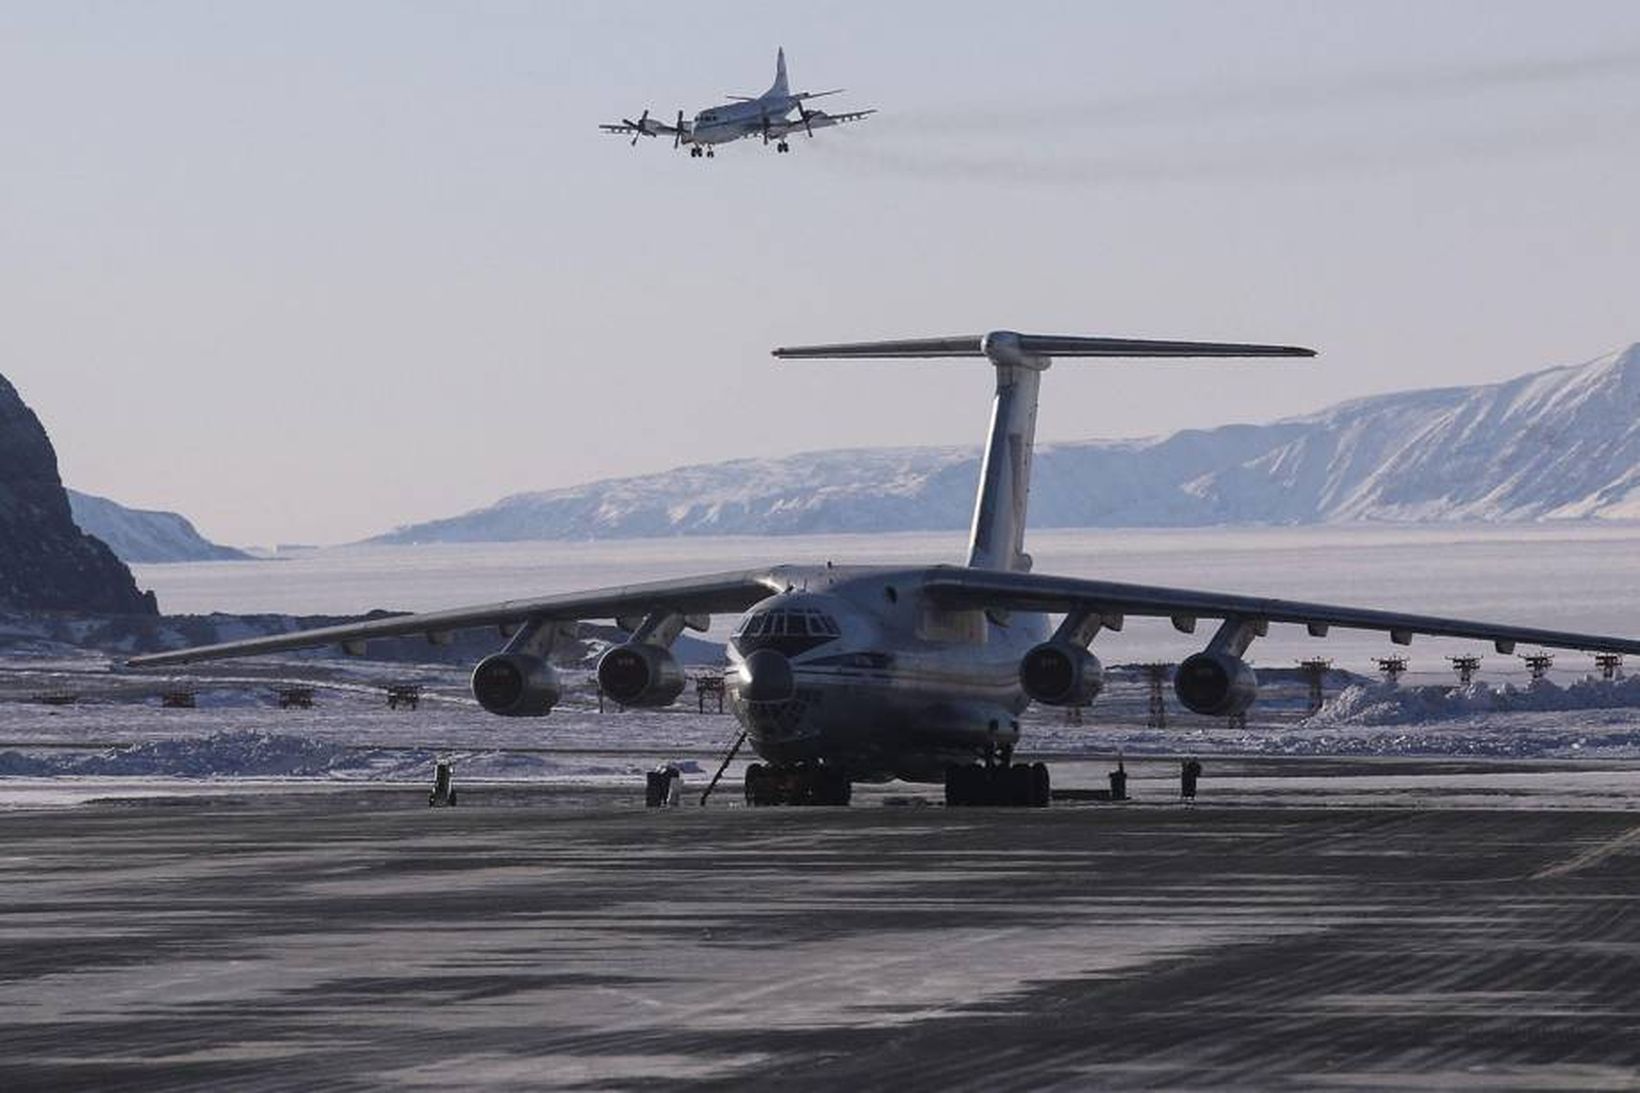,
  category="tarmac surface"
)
[4,761,1640,1090]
